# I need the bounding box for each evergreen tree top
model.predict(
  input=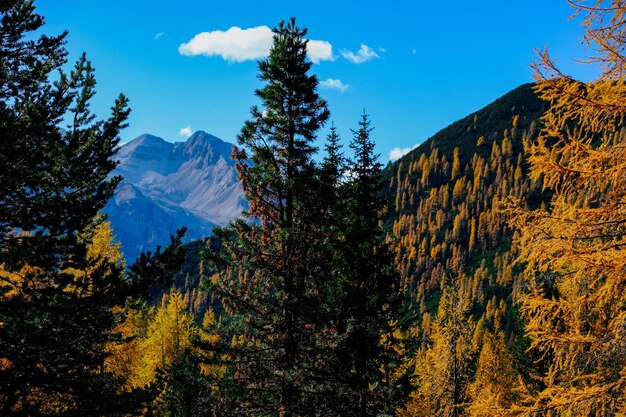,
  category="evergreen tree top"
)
[239,17,329,161]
